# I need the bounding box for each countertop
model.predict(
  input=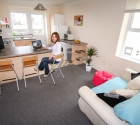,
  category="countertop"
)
[0,45,52,59]
[61,40,87,46]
